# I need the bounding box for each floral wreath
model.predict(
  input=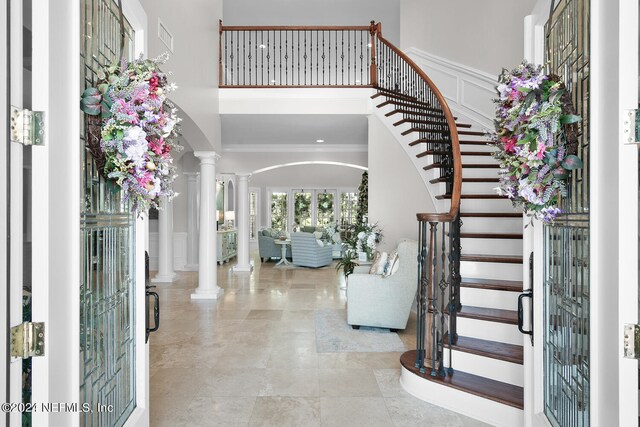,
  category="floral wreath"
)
[490,61,582,223]
[80,53,182,214]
